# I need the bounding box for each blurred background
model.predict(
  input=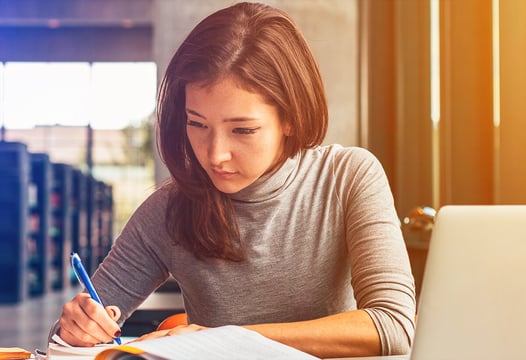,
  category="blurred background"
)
[0,0,525,351]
